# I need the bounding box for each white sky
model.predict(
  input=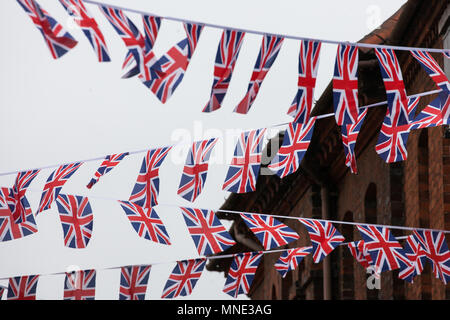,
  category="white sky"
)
[0,0,406,300]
